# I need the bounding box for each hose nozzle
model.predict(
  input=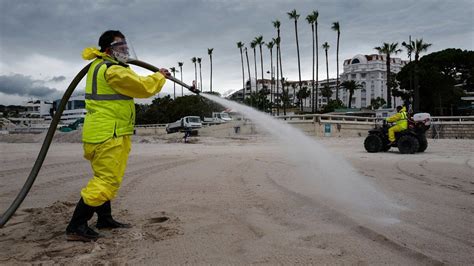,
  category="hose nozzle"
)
[188,81,200,94]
